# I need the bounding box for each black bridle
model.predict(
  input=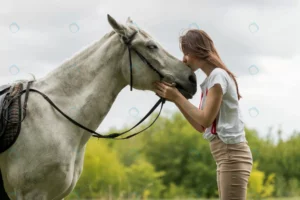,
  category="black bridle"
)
[17,30,168,140]
[124,31,165,91]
